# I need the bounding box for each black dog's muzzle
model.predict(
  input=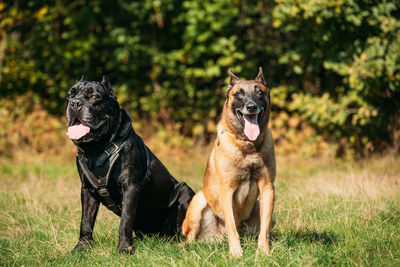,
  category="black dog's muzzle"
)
[69,98,83,111]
